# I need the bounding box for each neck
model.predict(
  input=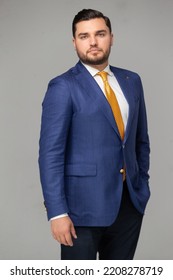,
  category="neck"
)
[85,61,109,71]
